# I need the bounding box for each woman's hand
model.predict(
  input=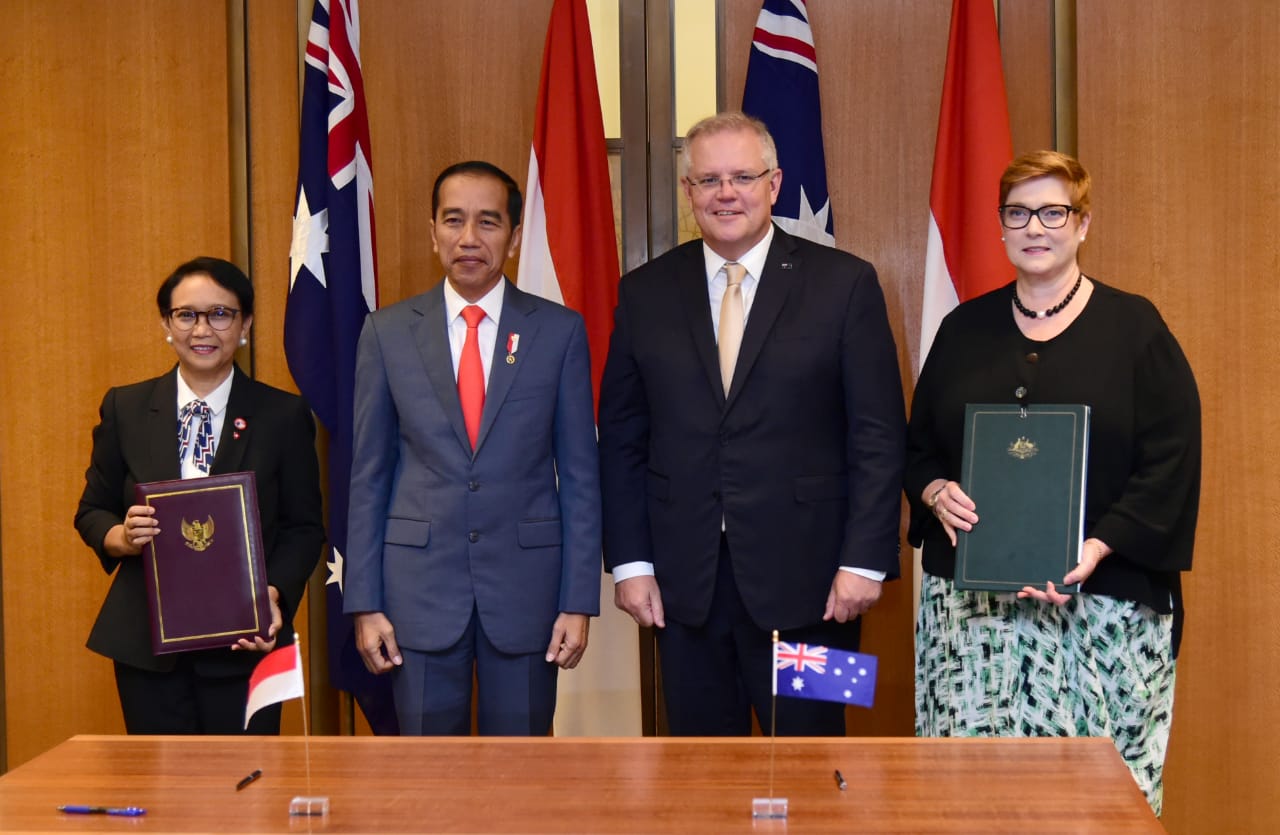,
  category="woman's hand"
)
[233,586,282,652]
[1017,538,1113,605]
[104,505,160,557]
[924,479,978,547]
